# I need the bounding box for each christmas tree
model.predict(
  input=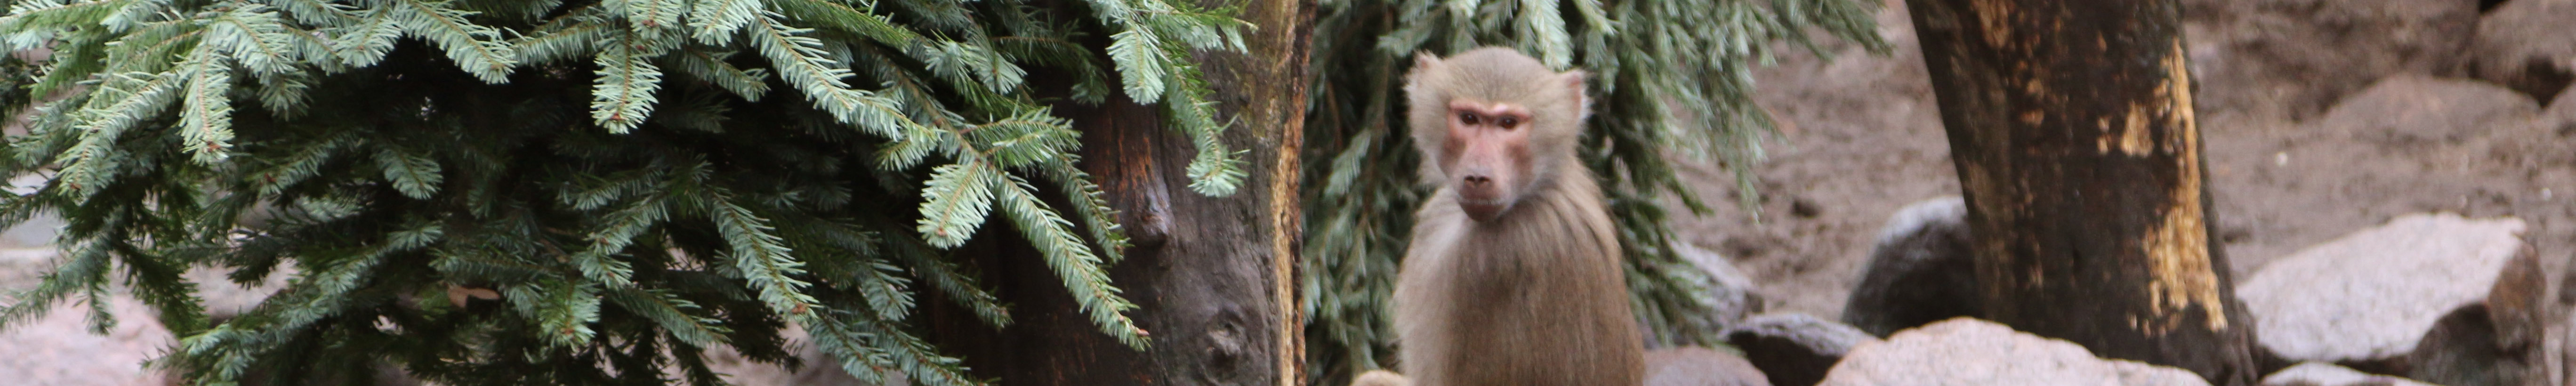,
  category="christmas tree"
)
[0,0,1245,384]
